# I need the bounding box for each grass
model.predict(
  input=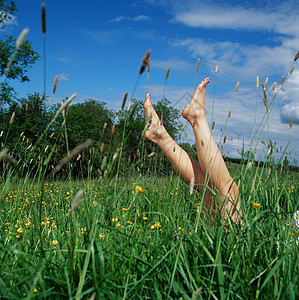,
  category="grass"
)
[0,166,298,299]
